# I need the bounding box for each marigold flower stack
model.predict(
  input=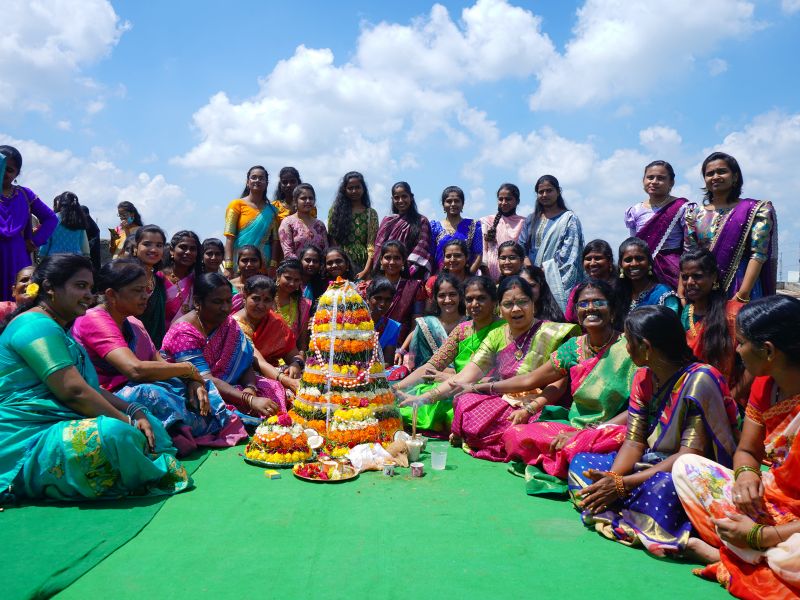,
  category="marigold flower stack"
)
[289,278,402,457]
